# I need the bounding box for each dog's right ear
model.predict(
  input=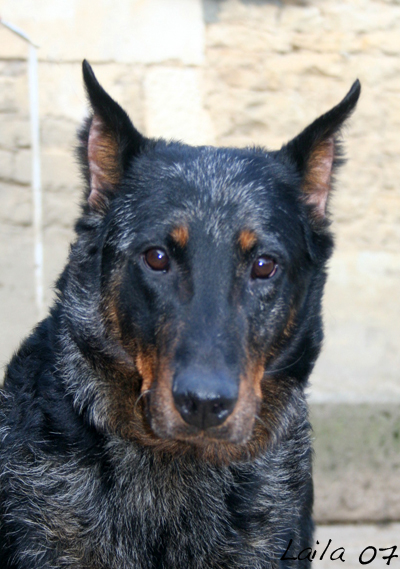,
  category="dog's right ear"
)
[279,80,361,225]
[79,60,147,213]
